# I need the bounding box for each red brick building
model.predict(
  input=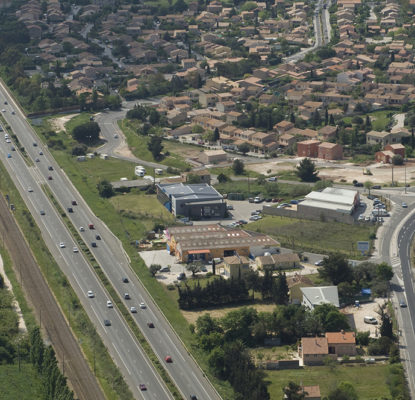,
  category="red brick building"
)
[297,139,321,158]
[375,143,405,163]
[318,142,343,160]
